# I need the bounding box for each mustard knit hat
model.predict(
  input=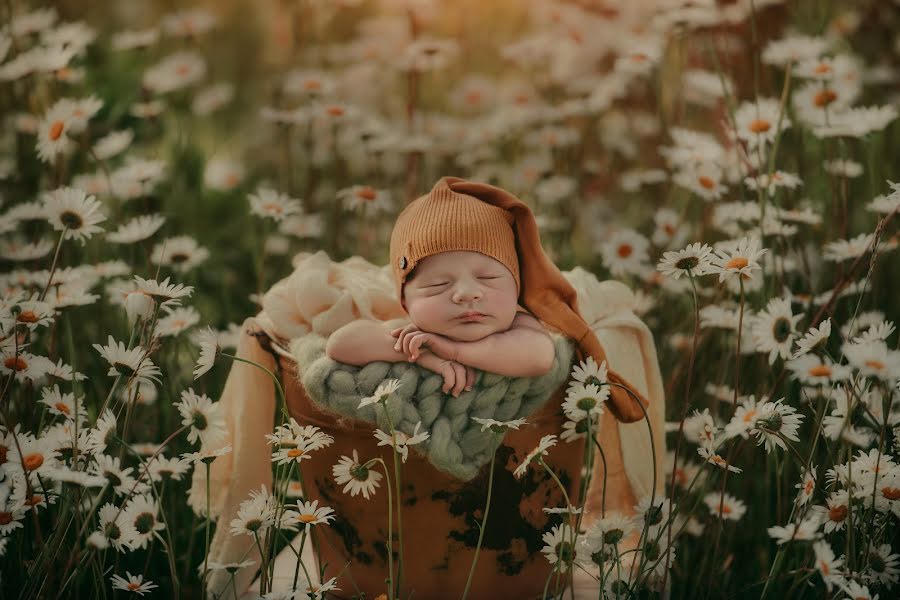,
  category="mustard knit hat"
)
[389,176,649,423]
